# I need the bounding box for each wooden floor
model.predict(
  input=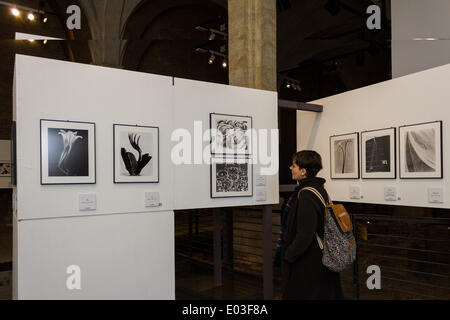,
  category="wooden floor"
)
[176,256,283,300]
